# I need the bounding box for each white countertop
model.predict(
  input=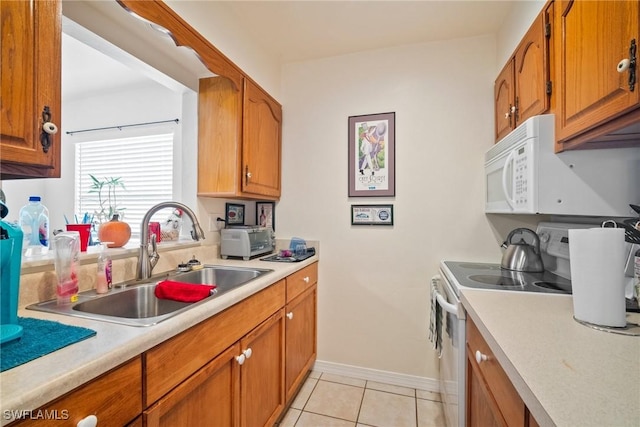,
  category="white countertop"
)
[460,289,640,427]
[0,255,318,426]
